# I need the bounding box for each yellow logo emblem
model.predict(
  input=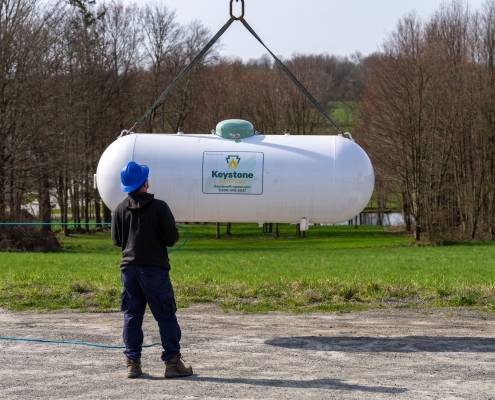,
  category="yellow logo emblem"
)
[226,155,240,169]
